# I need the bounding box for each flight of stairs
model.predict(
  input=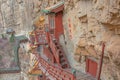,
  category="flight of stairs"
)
[49,39,70,69]
[34,52,75,80]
